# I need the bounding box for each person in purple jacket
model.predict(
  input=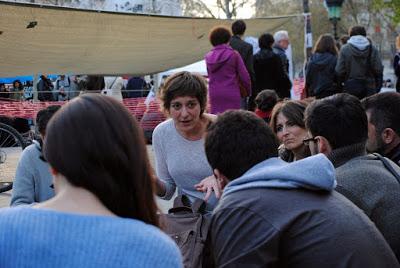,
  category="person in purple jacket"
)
[205,26,251,114]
